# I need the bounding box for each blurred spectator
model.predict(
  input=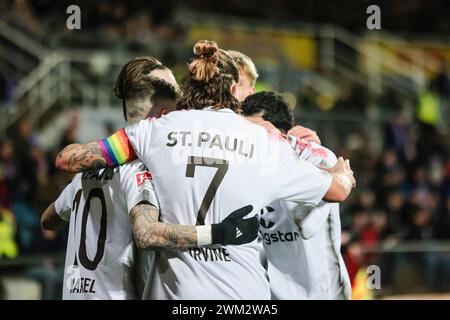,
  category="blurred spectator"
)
[11,200,39,254]
[384,112,415,162]
[404,206,450,291]
[11,120,39,202]
[384,191,408,233]
[0,204,18,259]
[0,140,15,197]
[125,13,155,45]
[431,62,450,99]
[0,72,7,103]
[0,71,17,109]
[9,0,45,38]
[405,207,435,240]
[25,228,67,299]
